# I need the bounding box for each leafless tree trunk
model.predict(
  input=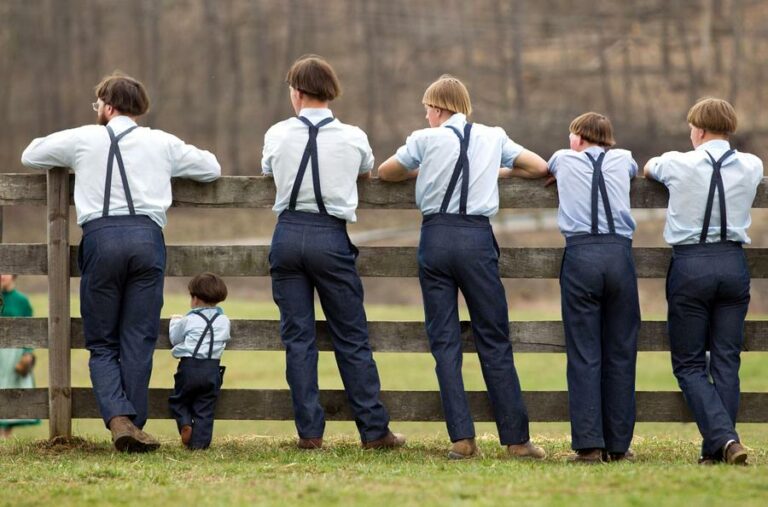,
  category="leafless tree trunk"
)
[660,0,672,76]
[729,0,743,106]
[203,0,224,147]
[673,0,698,105]
[597,31,615,118]
[700,0,713,83]
[226,3,244,175]
[510,0,526,113]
